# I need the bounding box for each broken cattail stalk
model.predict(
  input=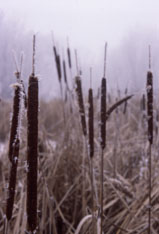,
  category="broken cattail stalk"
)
[8,84,21,162]
[27,74,38,232]
[75,76,87,136]
[106,95,133,121]
[6,138,20,220]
